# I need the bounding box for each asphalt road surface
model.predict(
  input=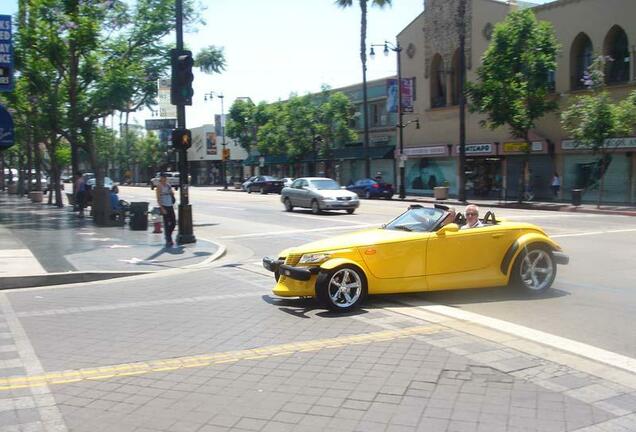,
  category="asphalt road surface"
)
[121,186,636,359]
